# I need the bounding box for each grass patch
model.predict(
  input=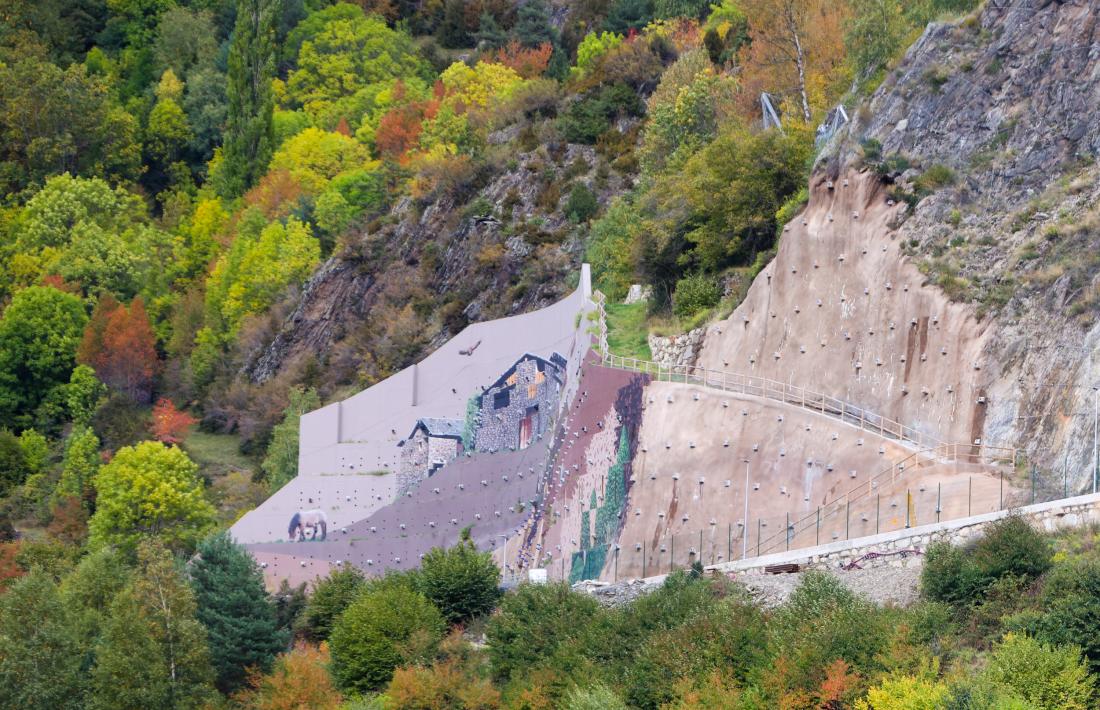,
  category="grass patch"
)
[604,302,652,360]
[183,429,257,480]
